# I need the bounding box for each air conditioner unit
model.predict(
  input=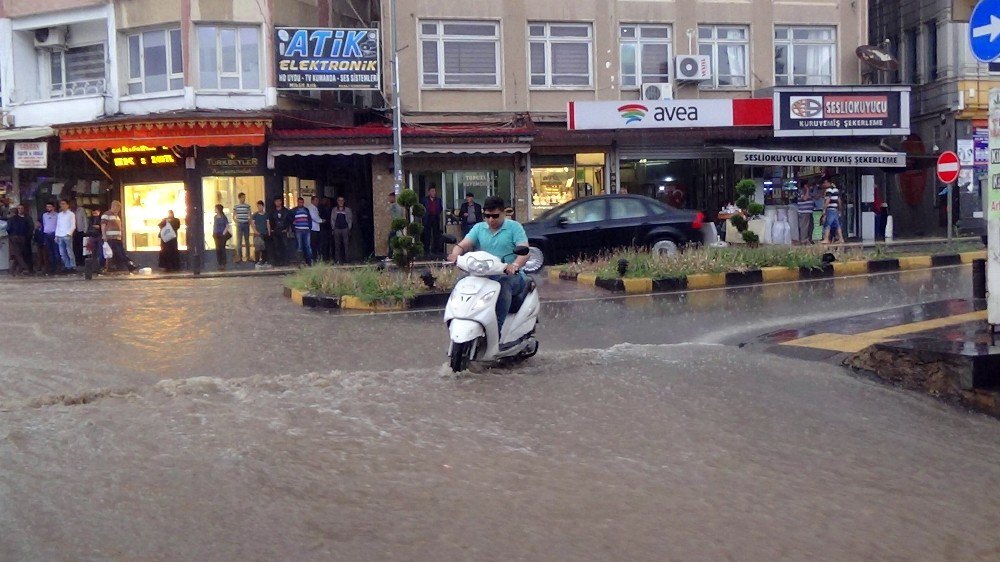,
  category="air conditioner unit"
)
[675,55,712,81]
[641,82,673,101]
[34,27,68,50]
